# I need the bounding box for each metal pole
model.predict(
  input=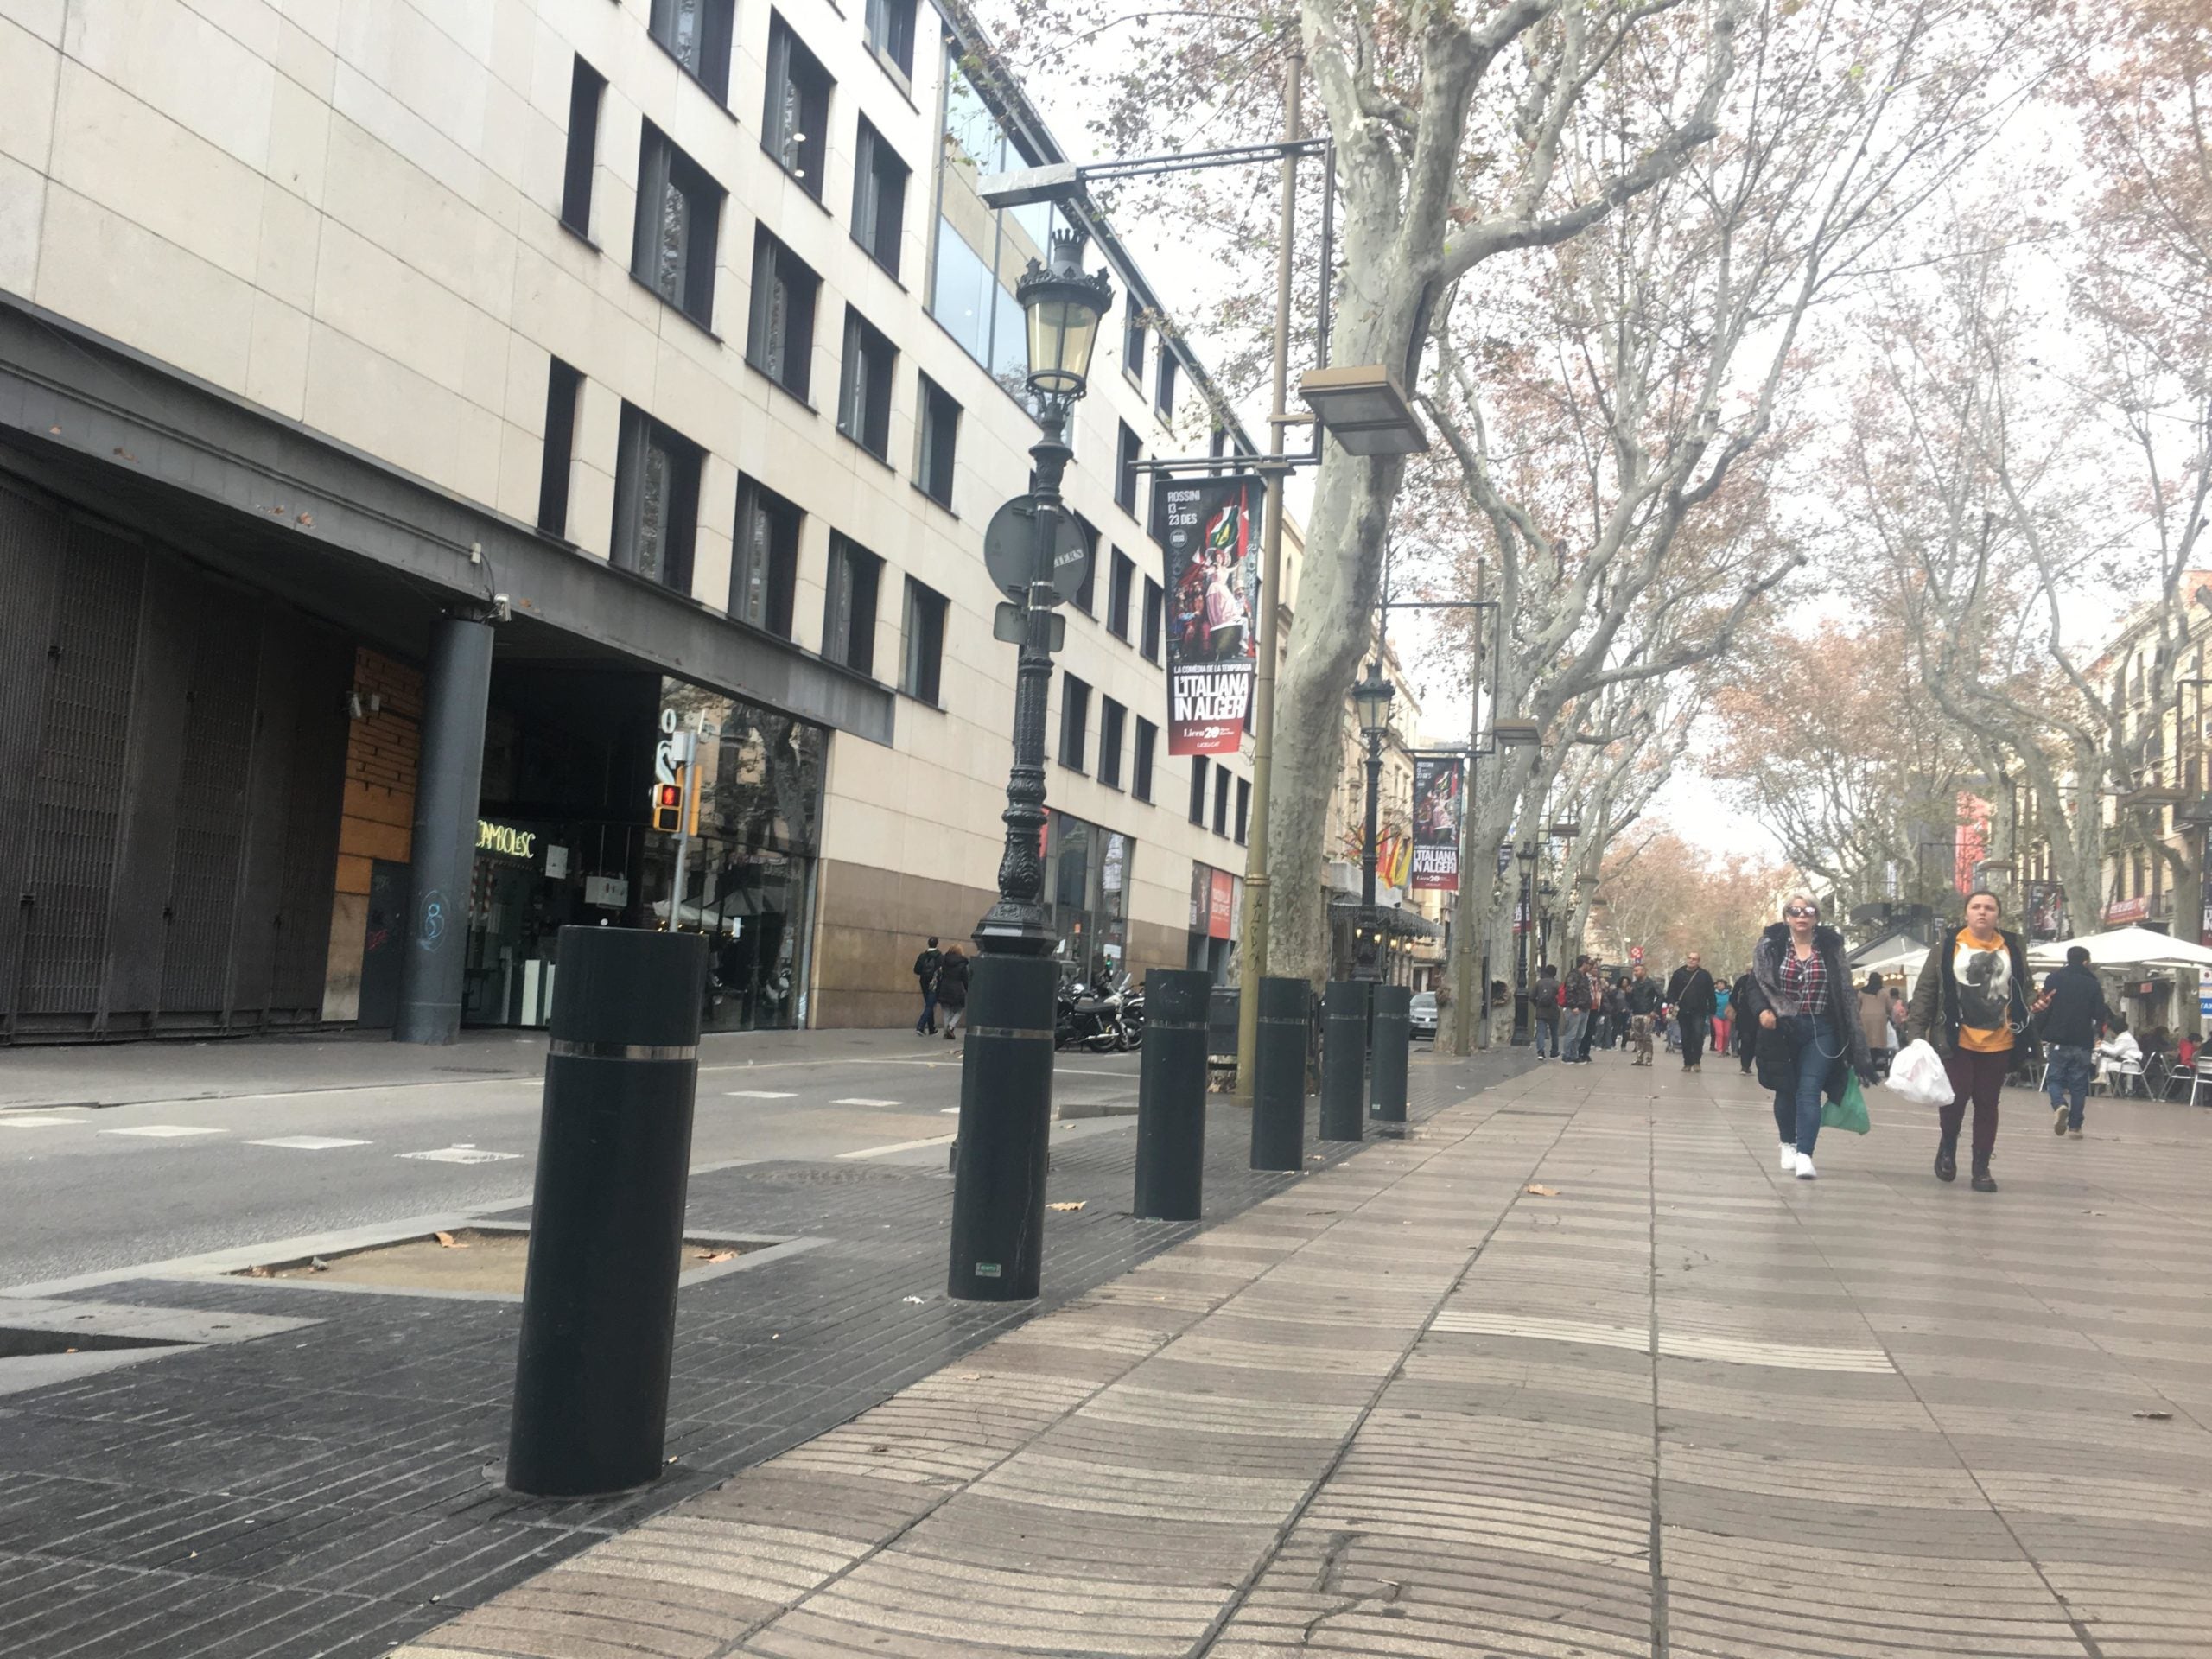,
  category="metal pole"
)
[668,729,696,932]
[395,610,495,1045]
[1450,561,1485,1054]
[1356,727,1382,980]
[1233,50,1303,1108]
